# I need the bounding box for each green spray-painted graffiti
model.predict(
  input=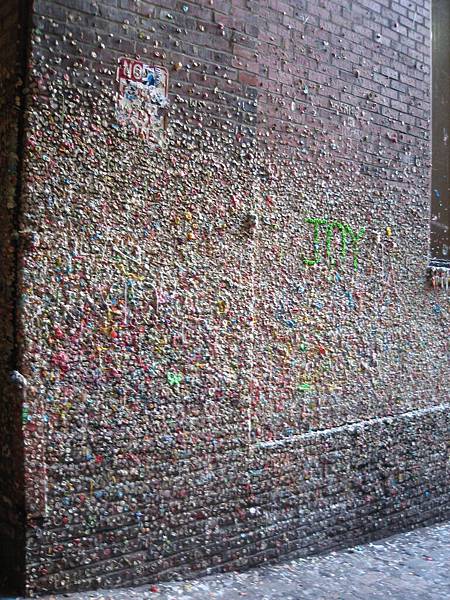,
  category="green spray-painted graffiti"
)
[303,218,366,270]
